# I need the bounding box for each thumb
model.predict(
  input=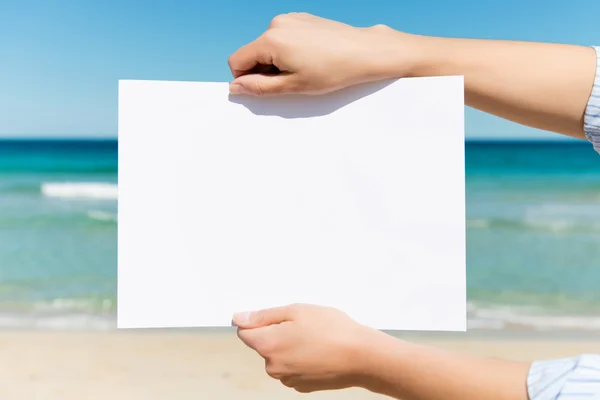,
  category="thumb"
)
[233,305,294,328]
[229,73,294,96]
